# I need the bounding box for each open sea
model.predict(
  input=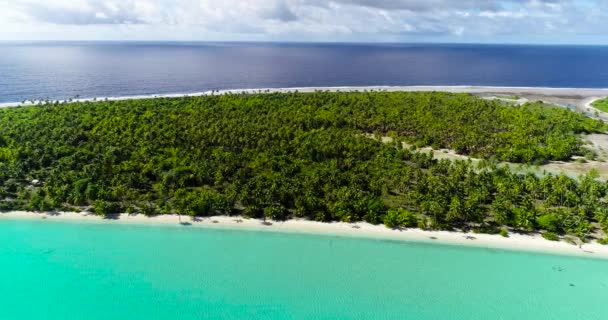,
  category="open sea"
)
[2,42,608,103]
[0,219,607,320]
